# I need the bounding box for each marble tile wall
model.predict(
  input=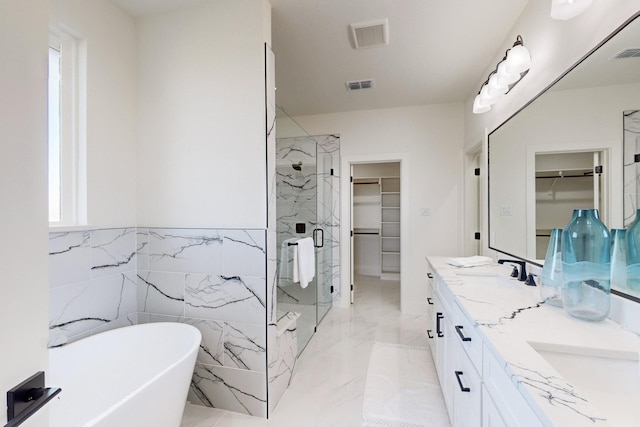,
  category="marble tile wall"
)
[137,228,268,417]
[275,135,341,306]
[49,228,139,347]
[48,226,271,417]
